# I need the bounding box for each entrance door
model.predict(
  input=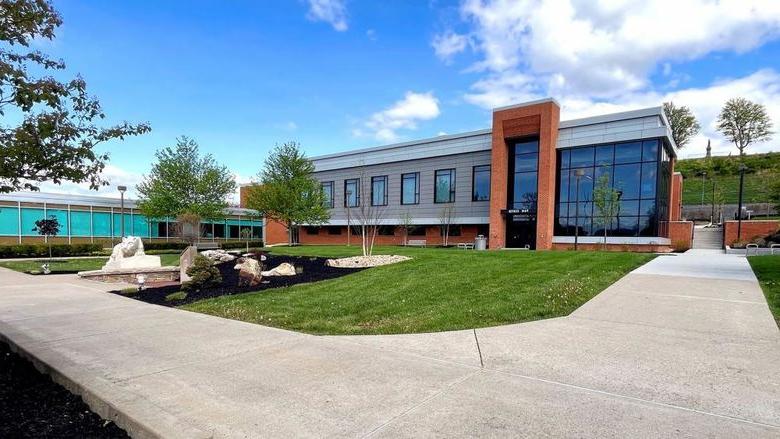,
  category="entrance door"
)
[506,213,536,249]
